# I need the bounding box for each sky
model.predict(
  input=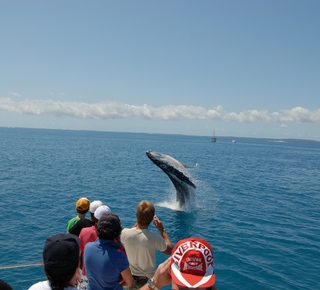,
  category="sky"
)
[1,1,319,141]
